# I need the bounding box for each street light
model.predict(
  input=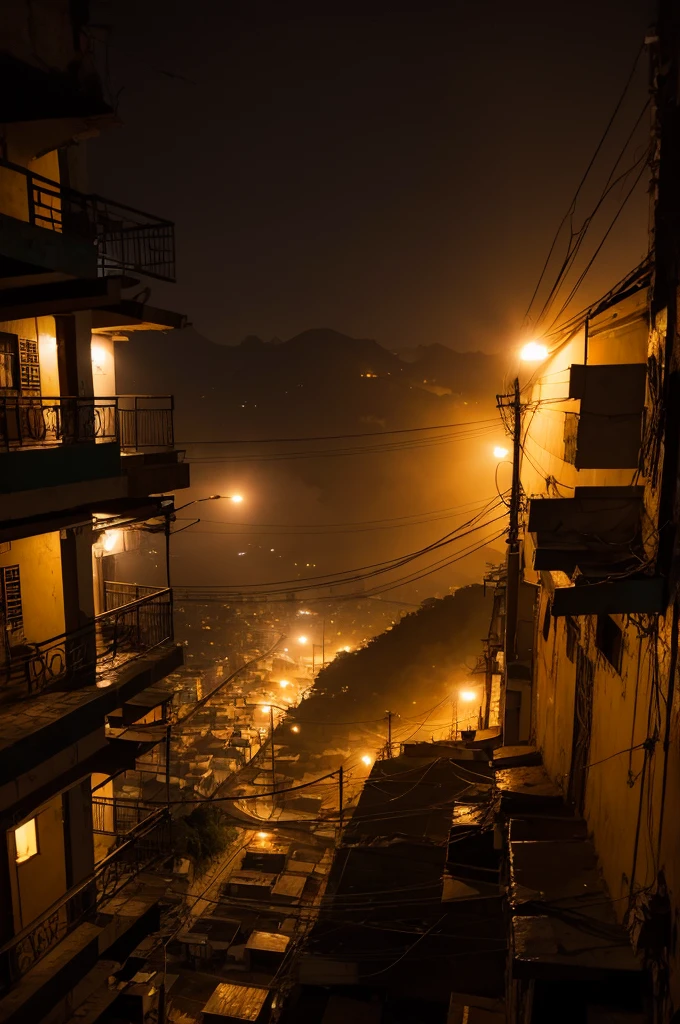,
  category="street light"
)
[297,635,308,645]
[493,446,509,459]
[520,341,548,363]
[174,494,244,513]
[246,702,288,803]
[361,754,372,767]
